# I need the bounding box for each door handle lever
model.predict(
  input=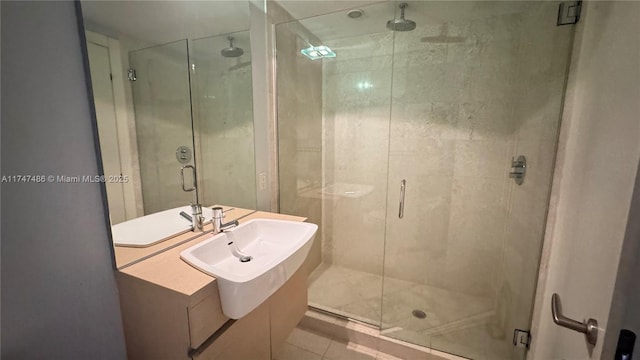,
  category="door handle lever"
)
[551,293,598,345]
